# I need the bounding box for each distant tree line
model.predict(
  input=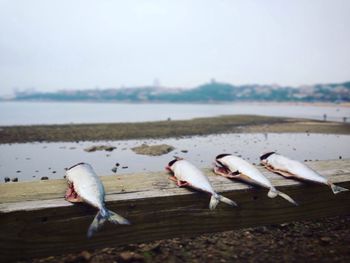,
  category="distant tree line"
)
[10,81,350,103]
